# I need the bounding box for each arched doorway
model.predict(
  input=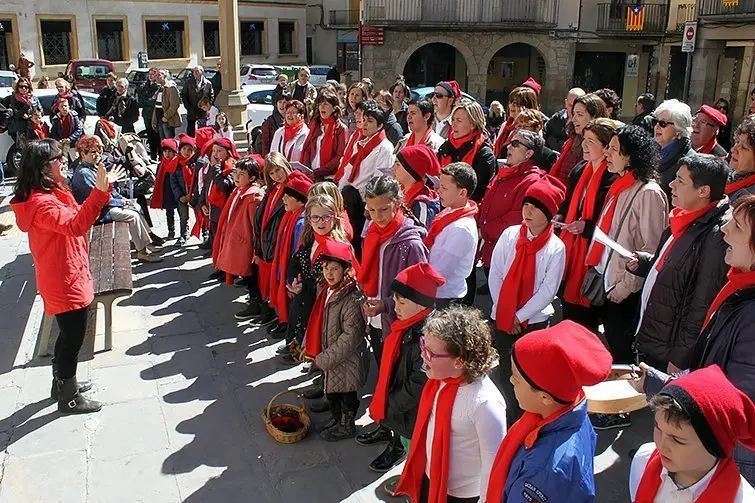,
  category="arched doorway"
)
[403,43,468,90]
[485,43,546,105]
